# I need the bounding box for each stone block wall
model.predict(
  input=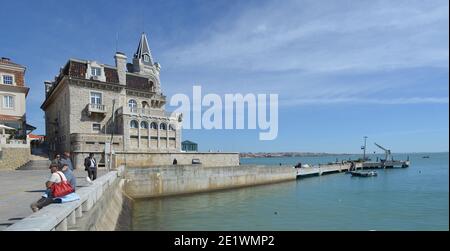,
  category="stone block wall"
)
[69,82,119,135]
[44,80,71,156]
[115,152,239,168]
[0,145,30,170]
[124,164,297,198]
